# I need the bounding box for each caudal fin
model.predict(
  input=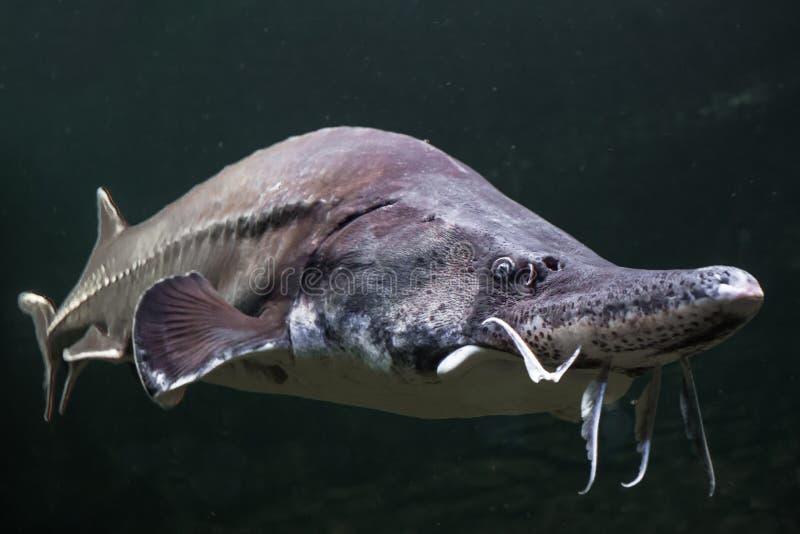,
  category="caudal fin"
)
[18,292,58,421]
[19,186,130,421]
